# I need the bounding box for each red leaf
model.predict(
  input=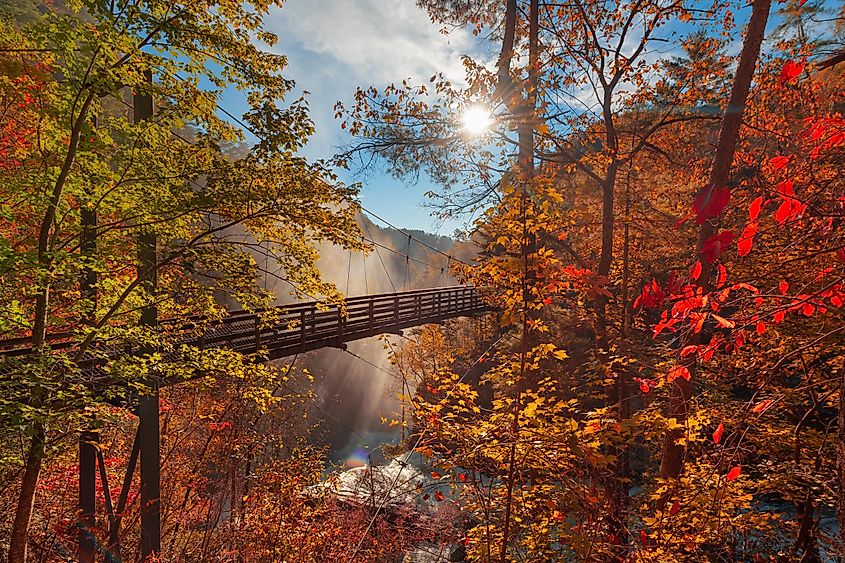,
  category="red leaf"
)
[756,321,766,335]
[691,260,703,280]
[775,199,792,224]
[726,465,741,481]
[837,248,845,262]
[667,365,691,382]
[670,500,681,516]
[773,310,786,323]
[749,196,764,220]
[779,59,805,85]
[799,0,807,5]
[458,473,467,482]
[693,186,730,224]
[802,302,815,316]
[713,422,724,445]
[674,210,694,228]
[776,179,794,198]
[701,230,735,263]
[640,530,648,546]
[779,280,789,294]
[769,155,790,170]
[737,222,758,257]
[717,264,728,287]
